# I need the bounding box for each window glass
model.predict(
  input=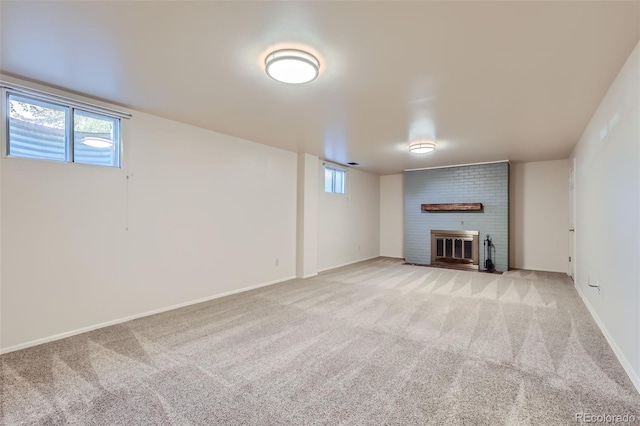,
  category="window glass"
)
[335,169,345,193]
[8,94,68,161]
[74,110,119,167]
[5,91,122,168]
[324,166,346,194]
[325,168,333,192]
